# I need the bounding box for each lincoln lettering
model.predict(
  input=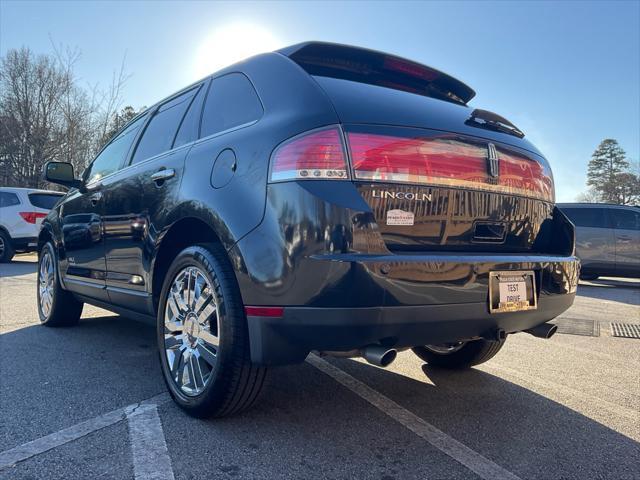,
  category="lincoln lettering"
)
[372,190,432,201]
